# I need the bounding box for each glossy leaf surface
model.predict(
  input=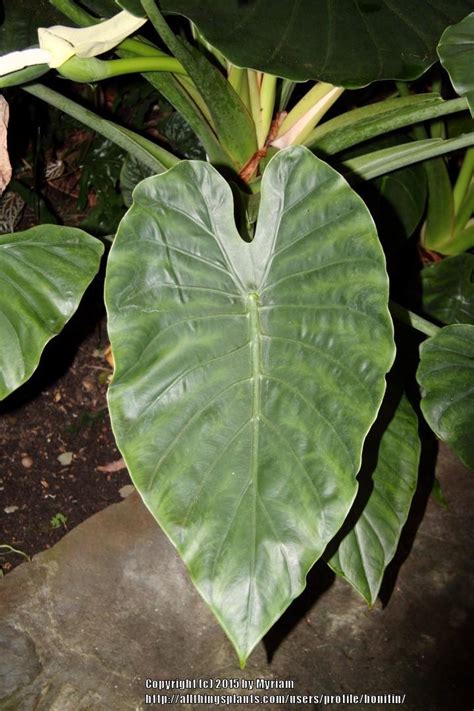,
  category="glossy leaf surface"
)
[421,255,474,325]
[106,147,394,663]
[0,225,103,400]
[328,393,419,604]
[438,12,474,116]
[161,0,474,86]
[418,324,474,470]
